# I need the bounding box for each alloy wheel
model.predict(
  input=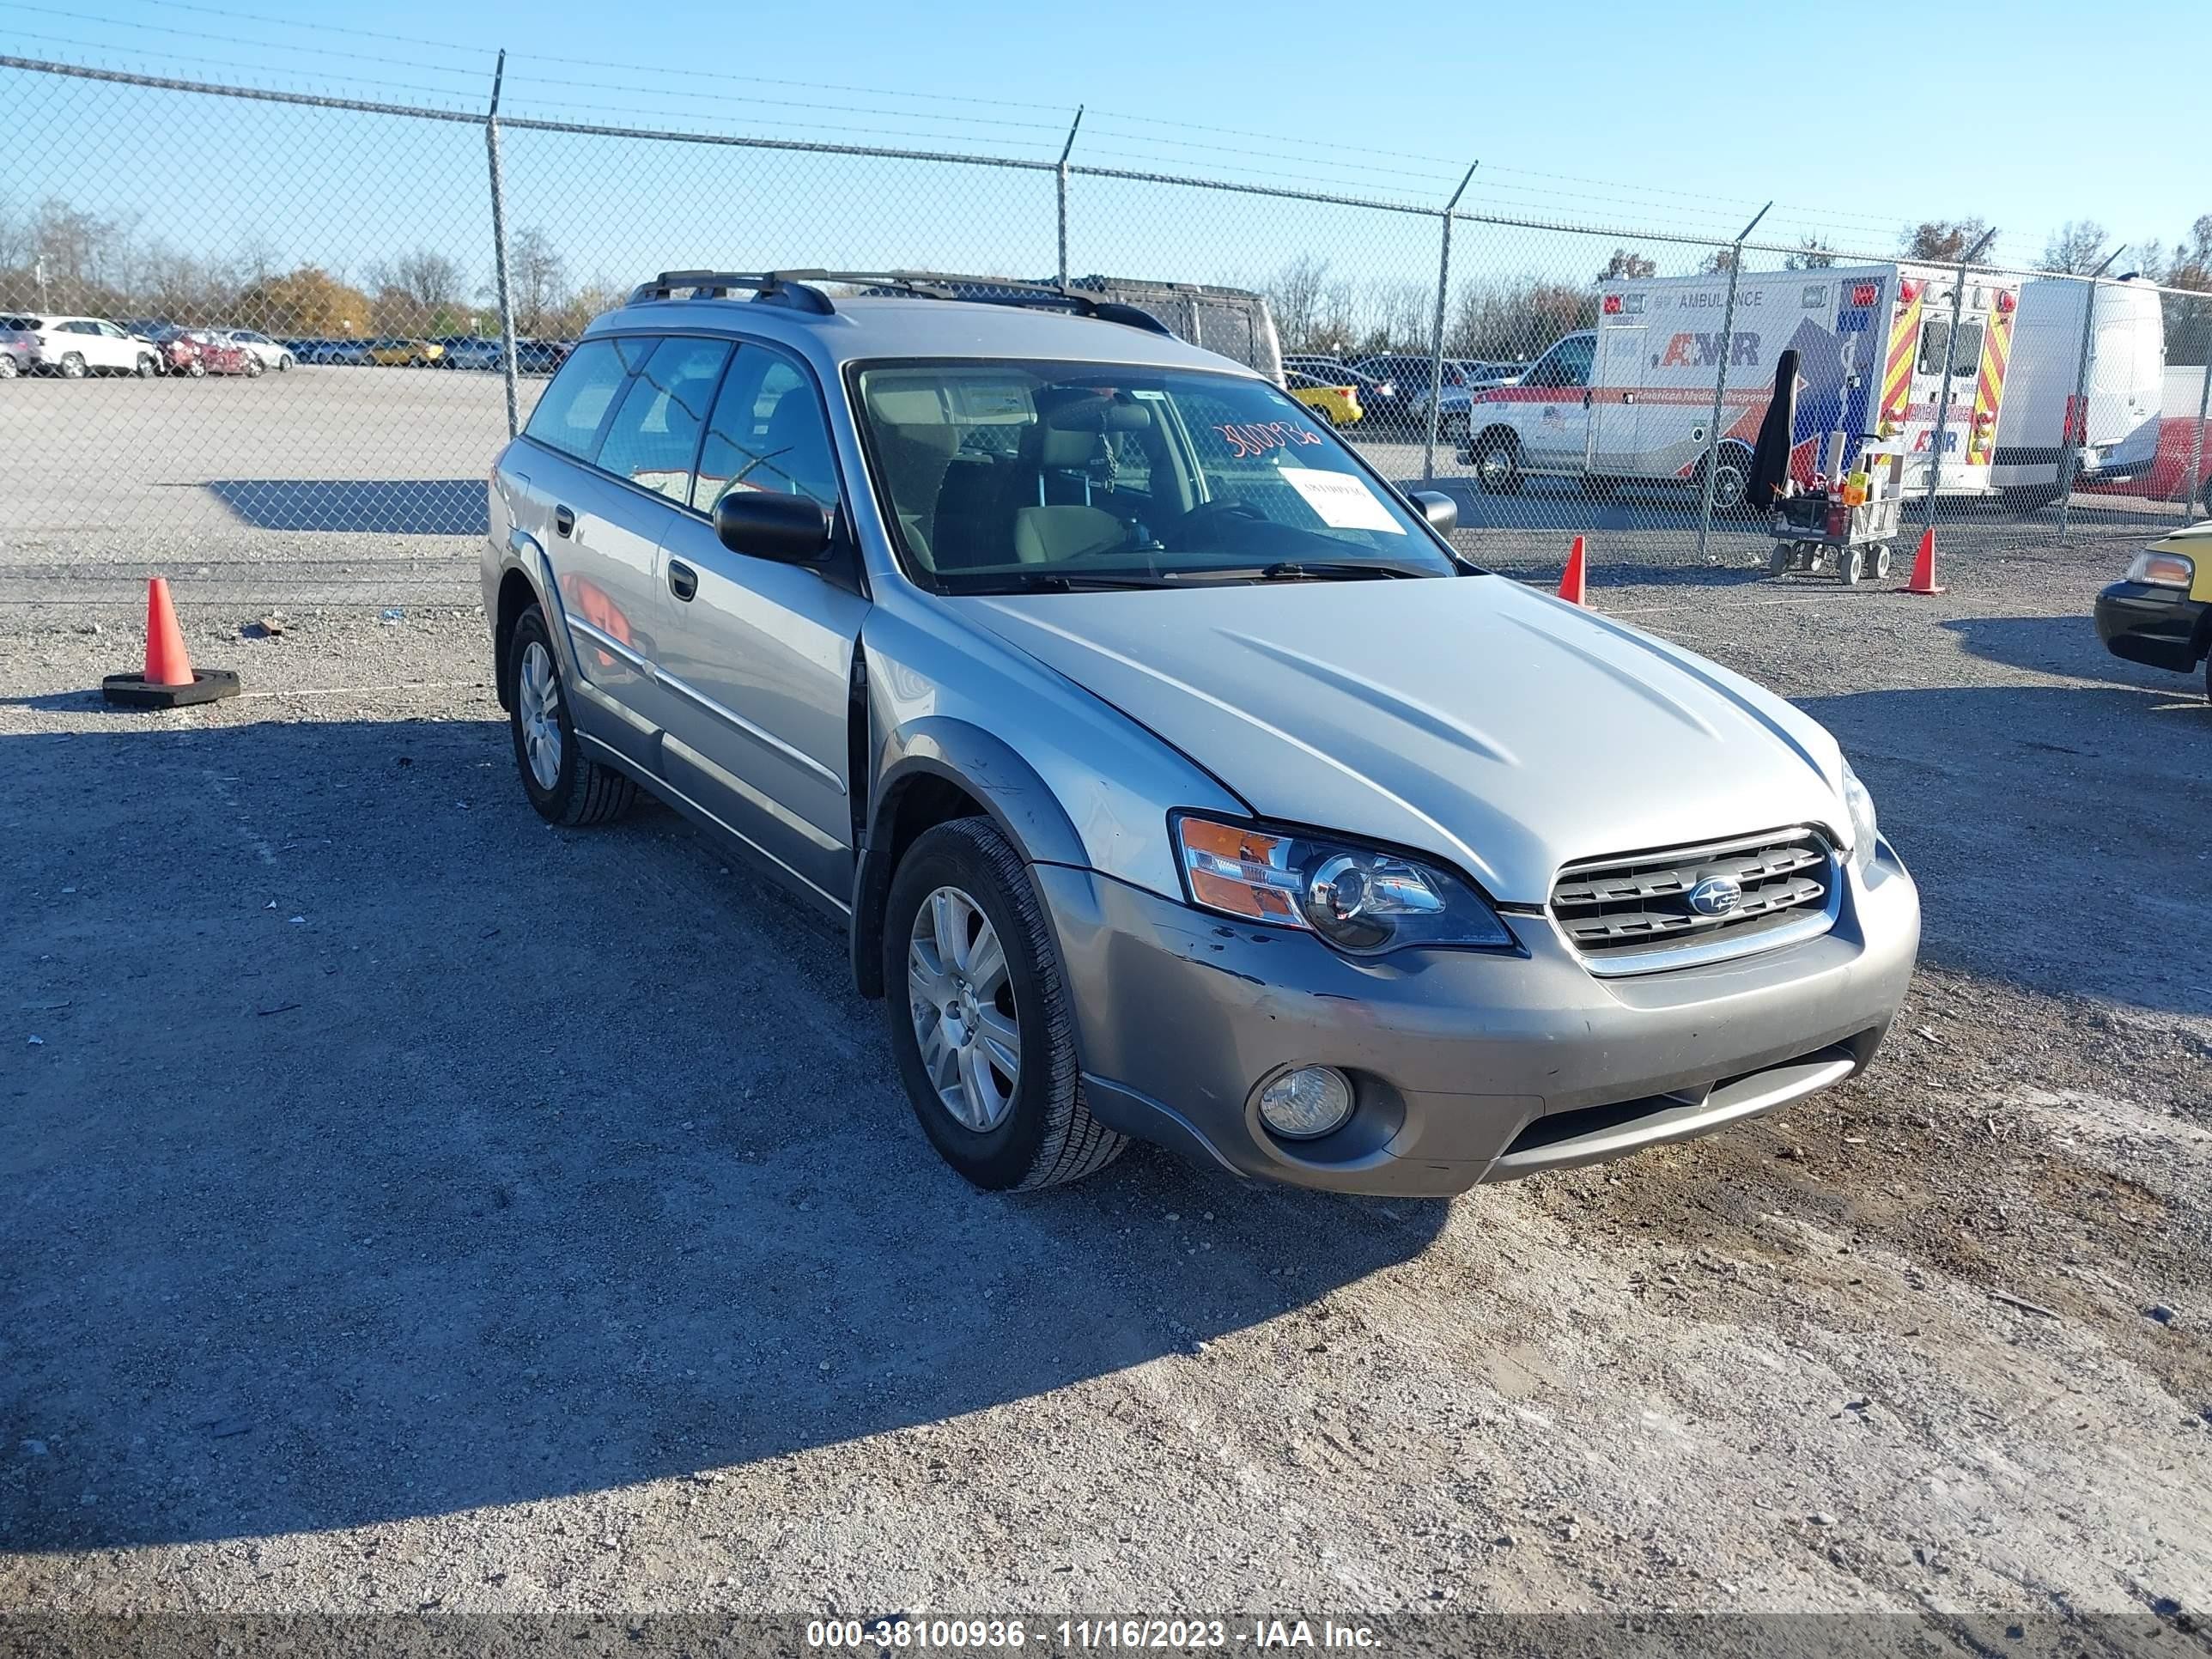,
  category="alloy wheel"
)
[906,884,1021,1133]
[516,640,563,791]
